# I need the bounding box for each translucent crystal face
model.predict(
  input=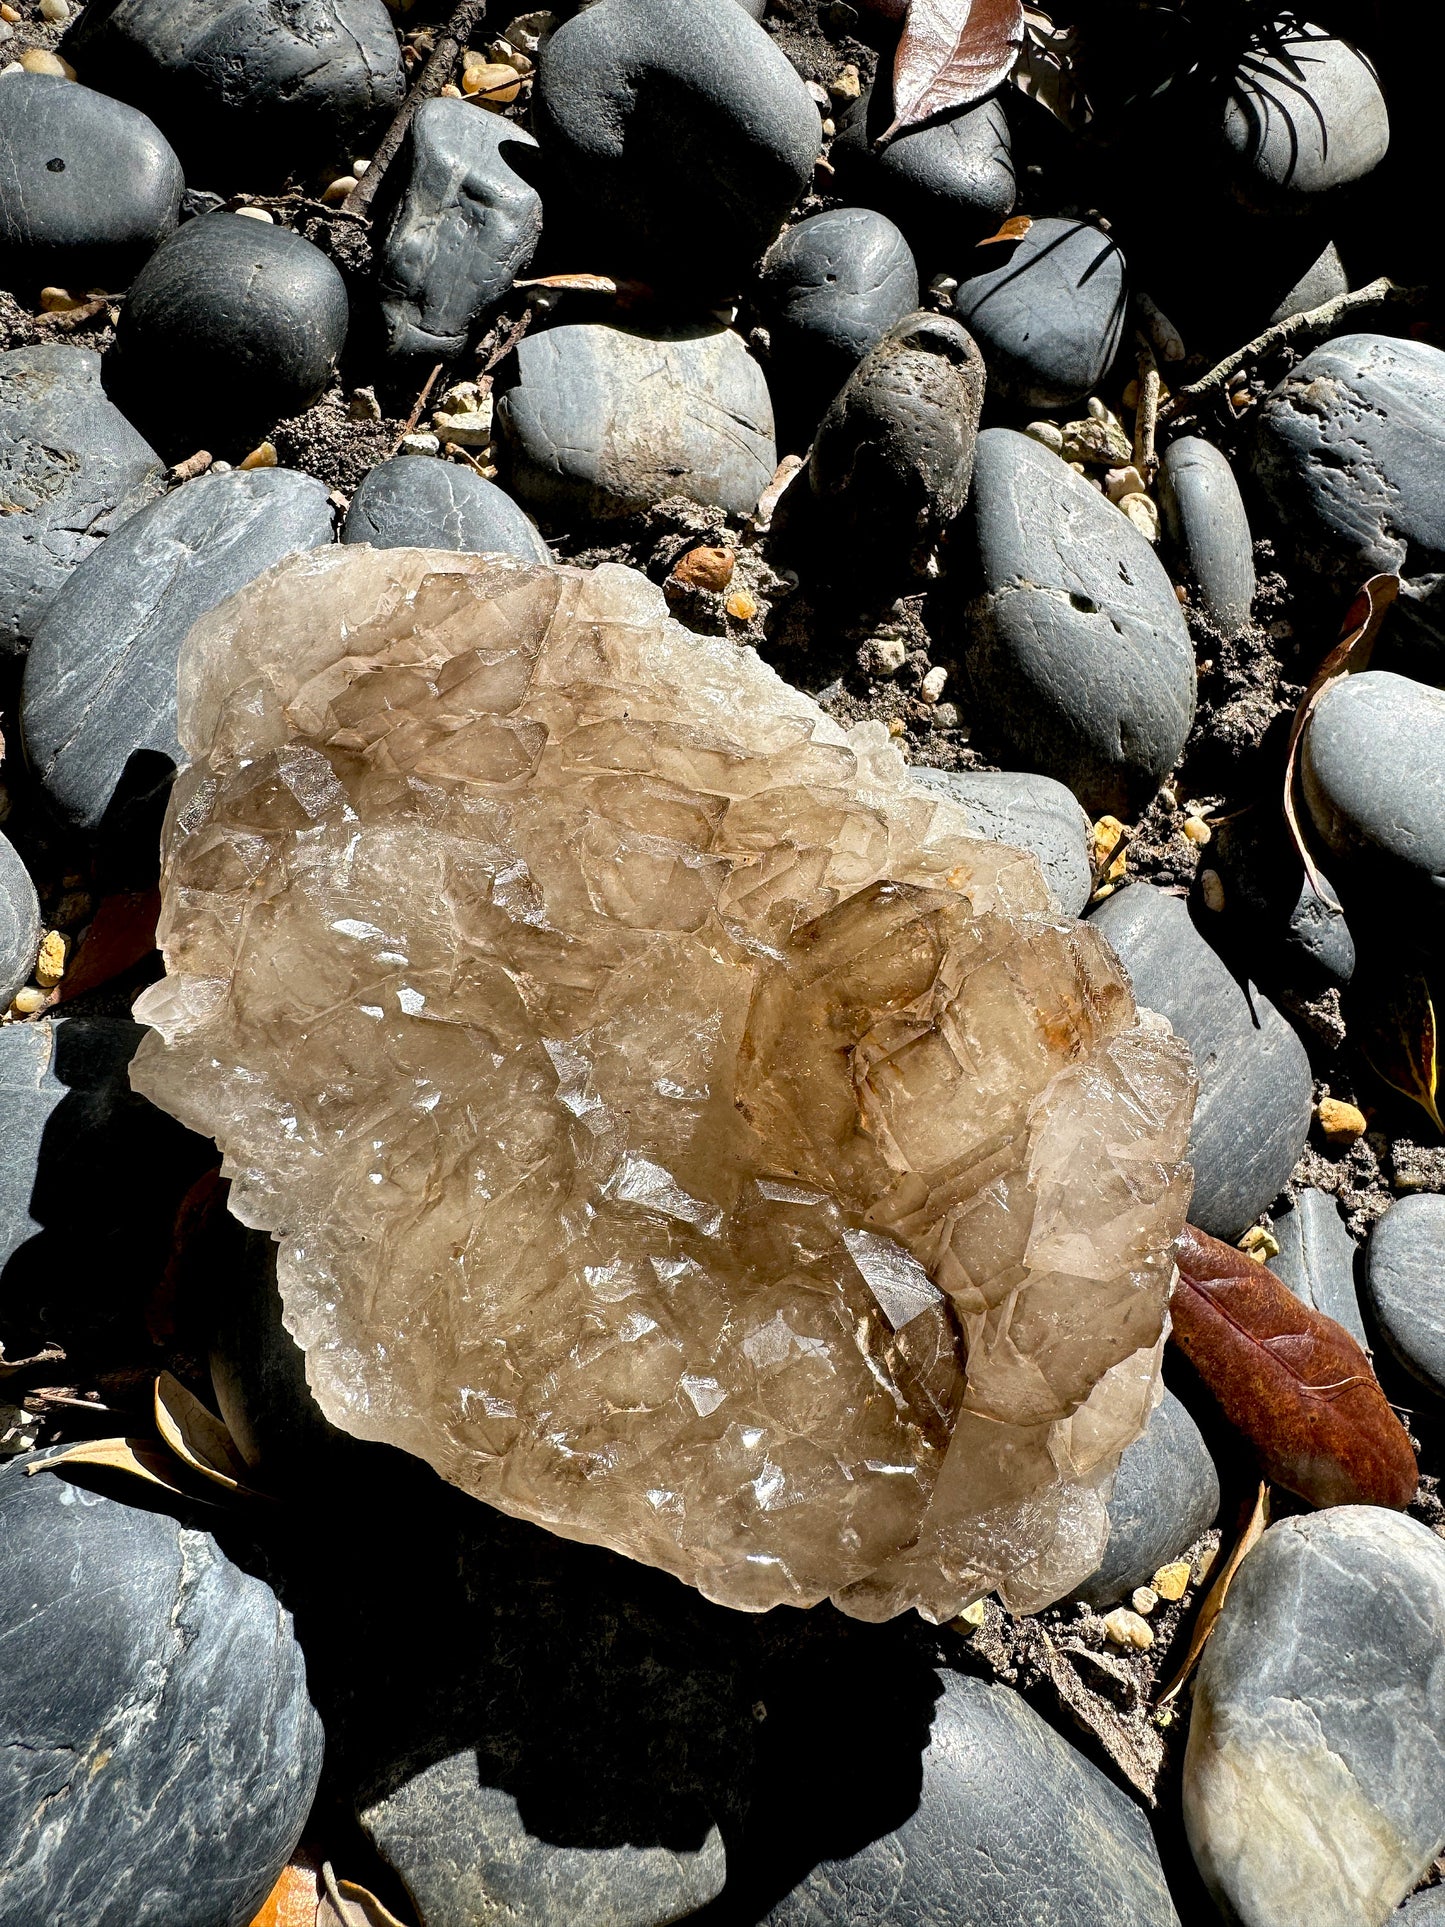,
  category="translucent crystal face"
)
[132,548,1196,1621]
